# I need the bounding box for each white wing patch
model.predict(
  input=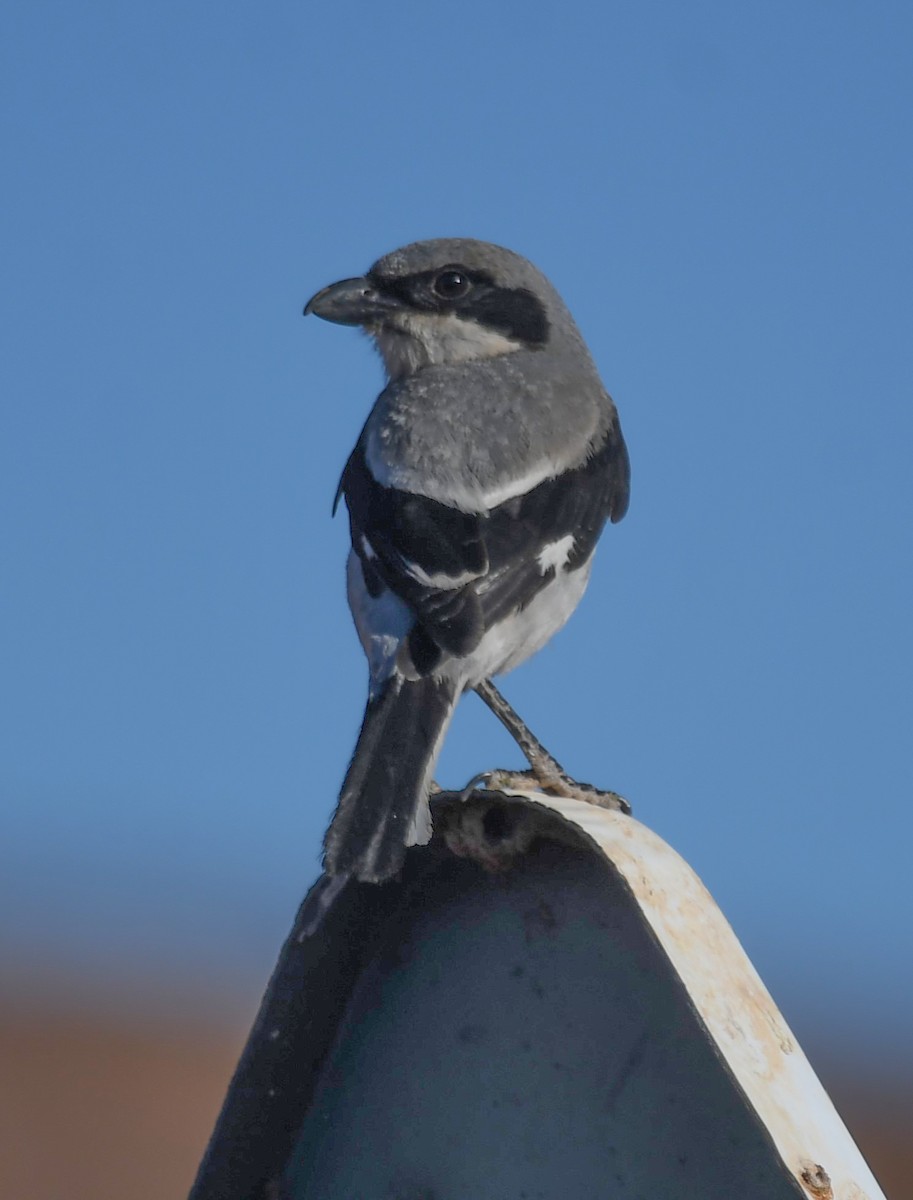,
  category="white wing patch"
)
[537,533,575,575]
[399,556,480,590]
